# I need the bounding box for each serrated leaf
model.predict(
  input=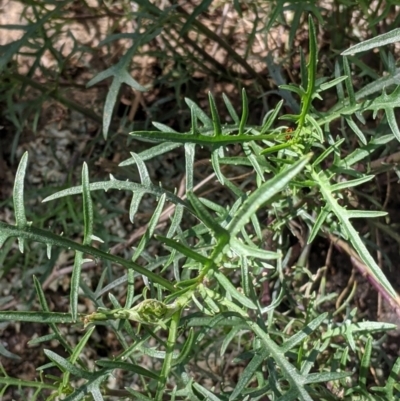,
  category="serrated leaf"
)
[42,179,186,209]
[313,170,398,302]
[0,221,175,292]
